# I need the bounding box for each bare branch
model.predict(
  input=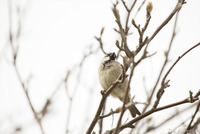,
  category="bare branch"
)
[145,103,197,133]
[135,0,185,55]
[134,0,147,18]
[113,64,134,134]
[115,40,125,51]
[95,27,106,54]
[98,103,106,134]
[190,117,200,131]
[121,0,130,12]
[112,2,134,59]
[146,0,184,44]
[99,108,121,119]
[124,0,137,34]
[153,42,200,109]
[141,10,180,116]
[184,101,200,133]
[107,89,200,133]
[132,2,152,45]
[106,41,200,133]
[86,65,127,134]
[66,48,96,133]
[8,1,44,134]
